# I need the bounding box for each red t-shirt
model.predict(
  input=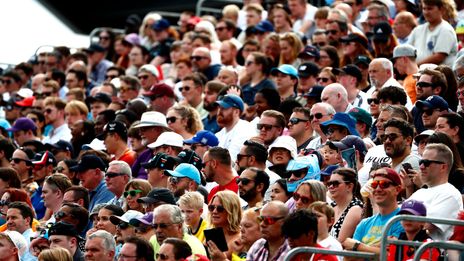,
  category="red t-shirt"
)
[290,244,338,261]
[207,176,239,203]
[112,149,137,167]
